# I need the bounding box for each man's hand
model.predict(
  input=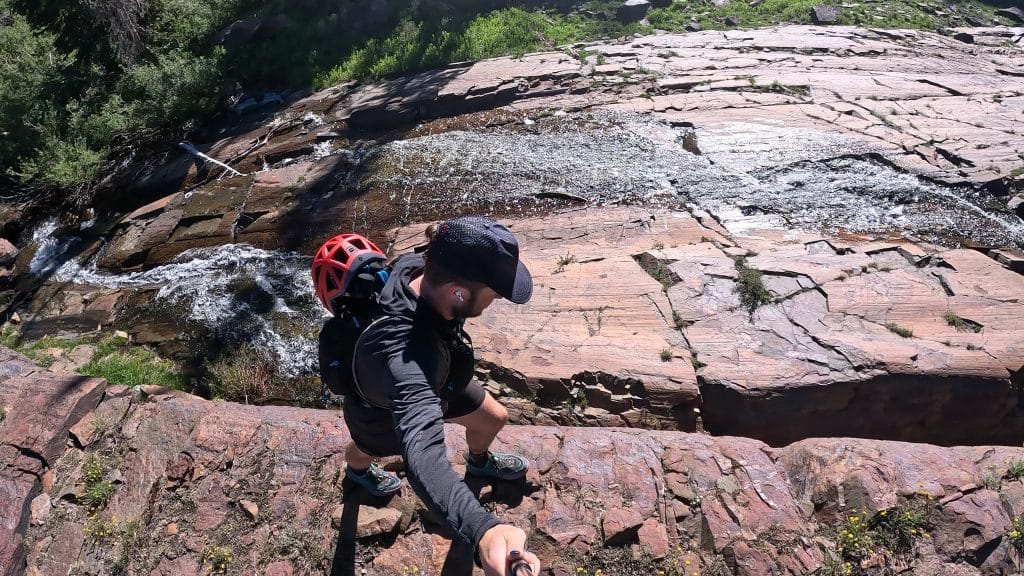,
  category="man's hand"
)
[478,524,541,576]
